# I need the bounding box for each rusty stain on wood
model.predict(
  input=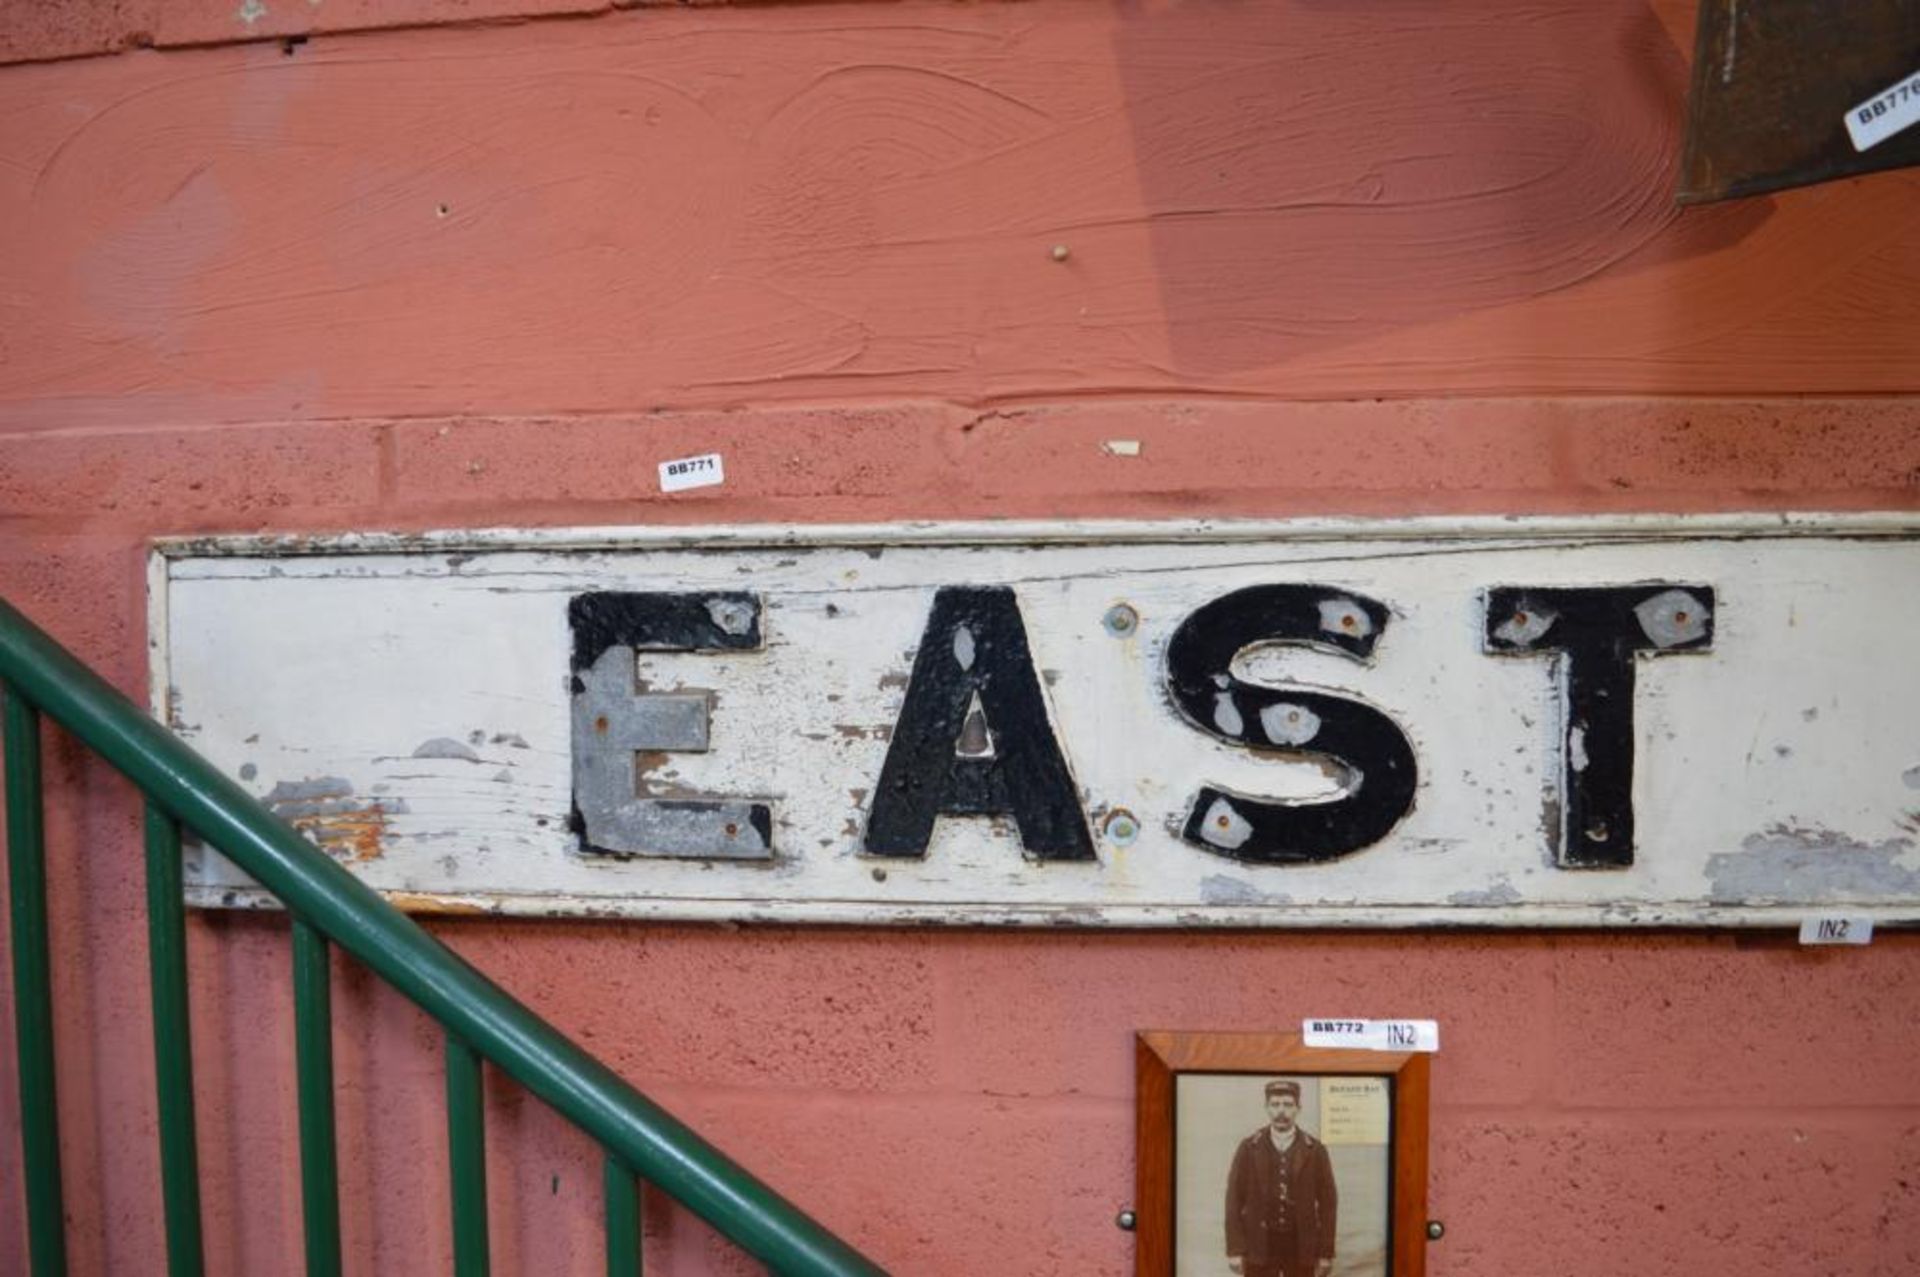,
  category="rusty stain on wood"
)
[382,892,495,916]
[262,777,399,862]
